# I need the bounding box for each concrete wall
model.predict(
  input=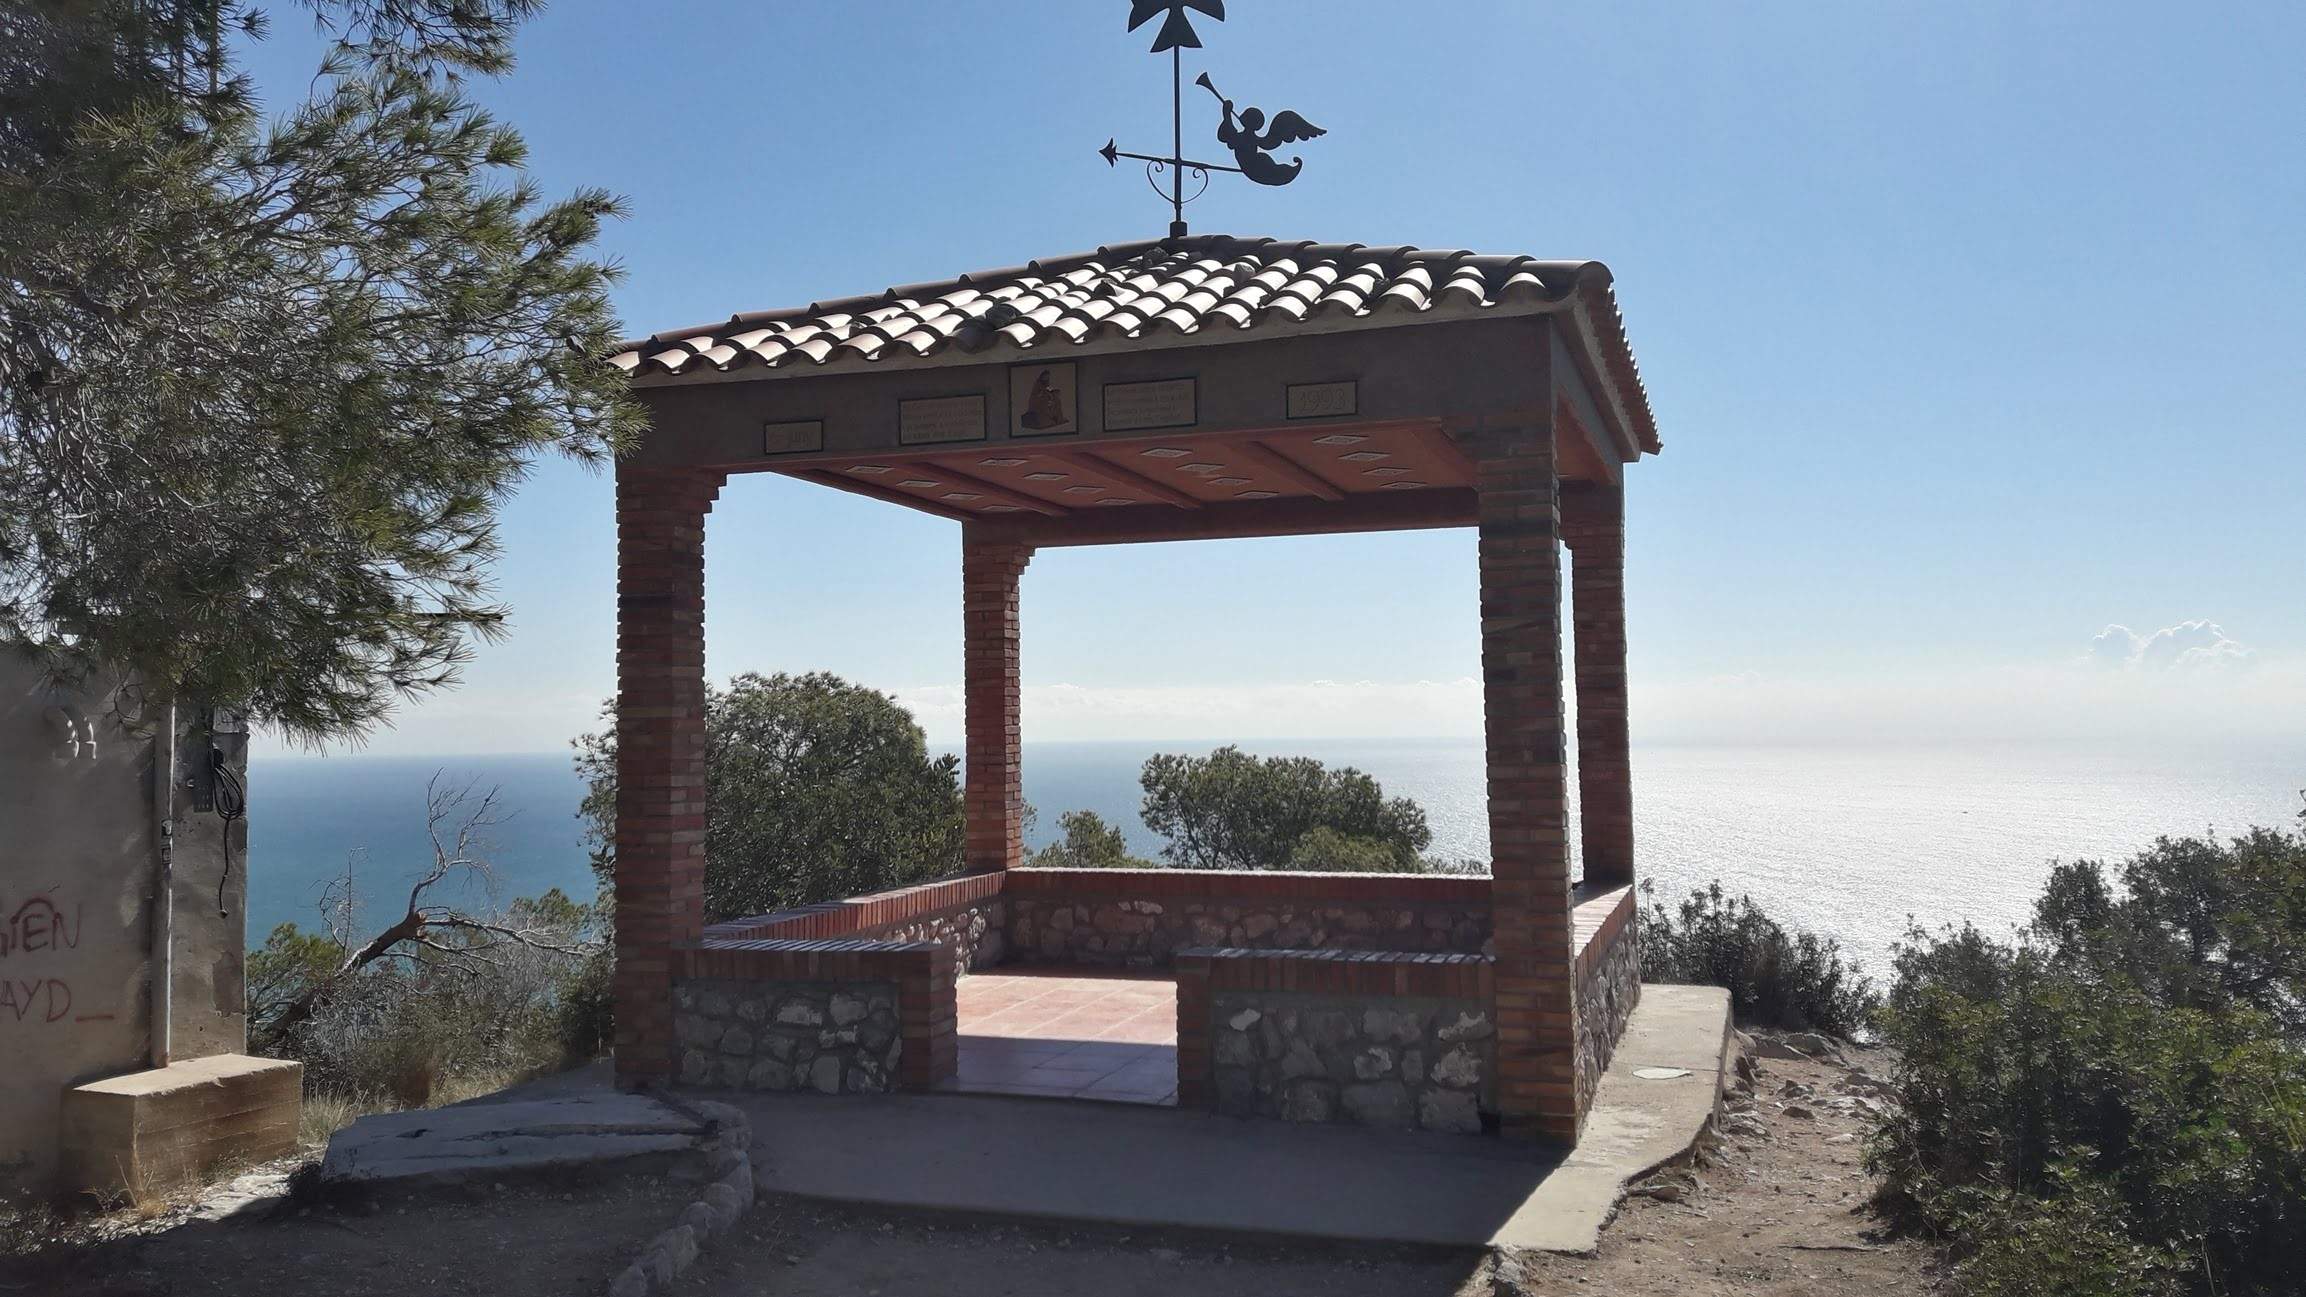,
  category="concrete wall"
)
[0,653,244,1198]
